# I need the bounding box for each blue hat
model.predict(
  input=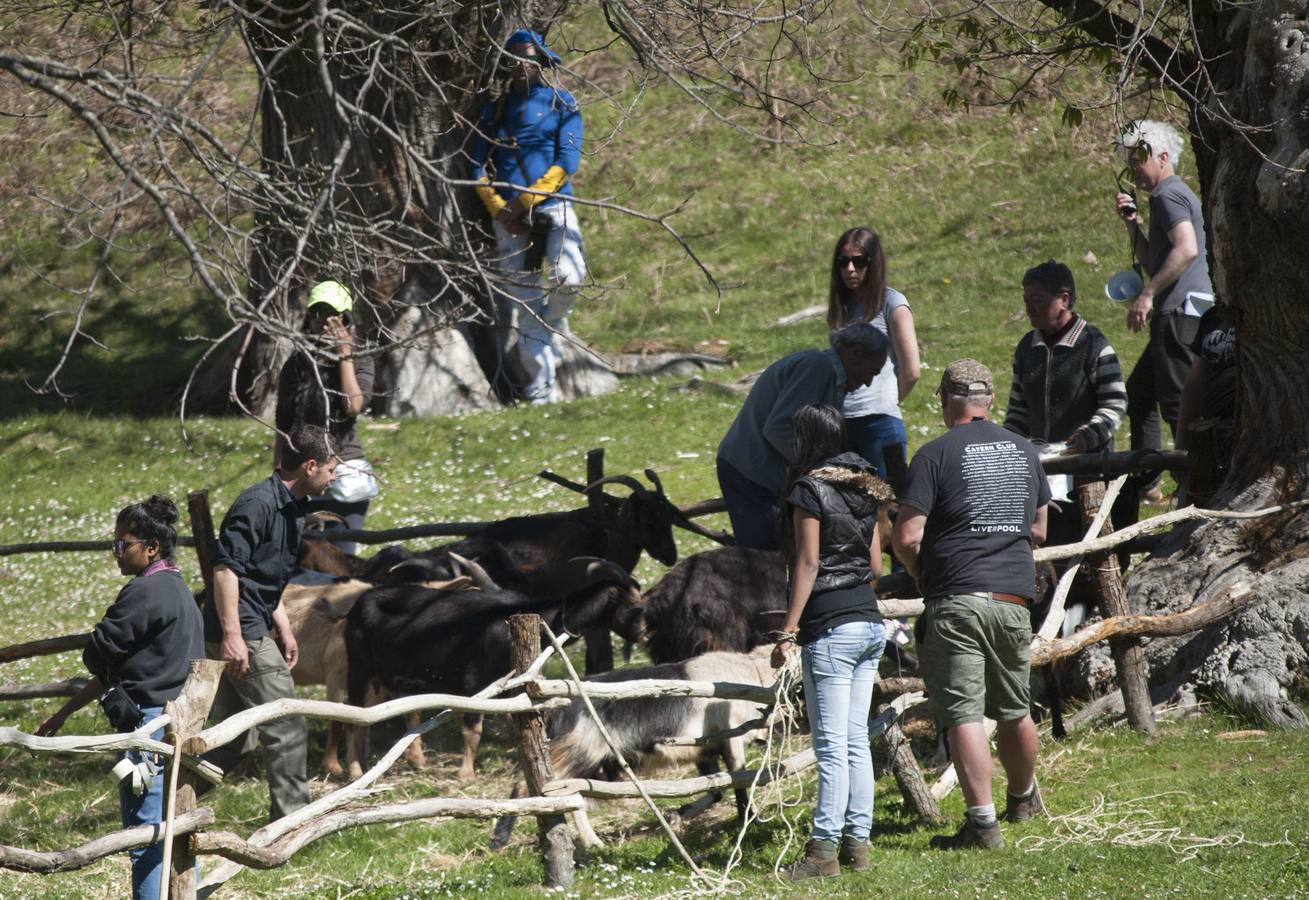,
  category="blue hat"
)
[505,28,562,67]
